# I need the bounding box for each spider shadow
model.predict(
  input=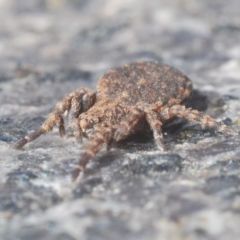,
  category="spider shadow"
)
[185,89,208,112]
[82,132,155,177]
[83,150,125,176]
